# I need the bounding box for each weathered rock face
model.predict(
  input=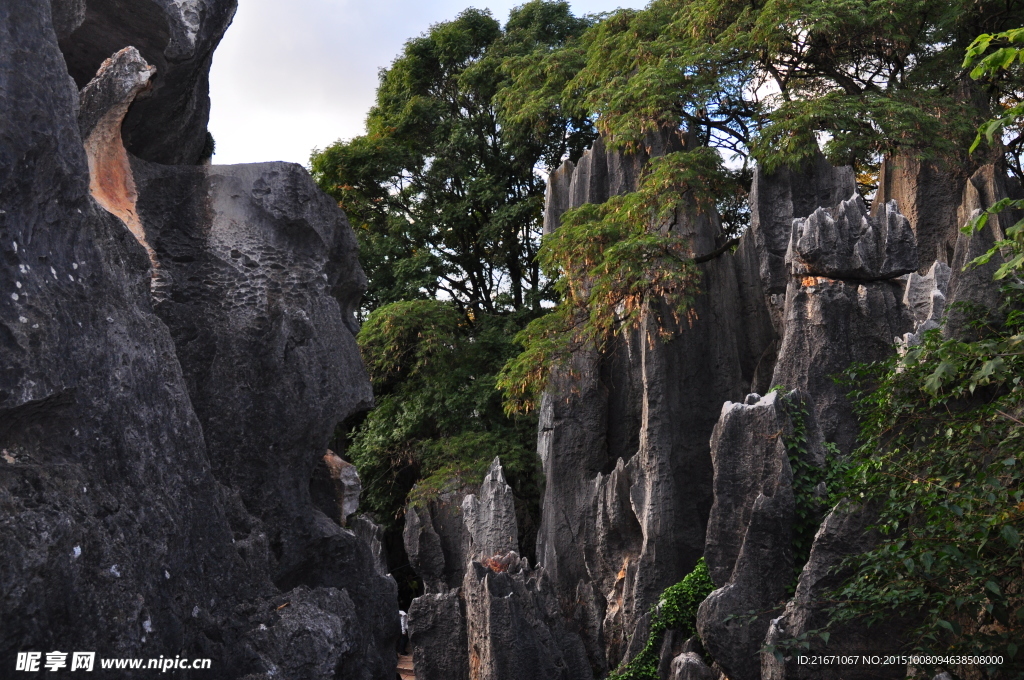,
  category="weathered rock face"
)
[404,485,472,594]
[945,164,1023,338]
[1,2,397,678]
[669,652,719,680]
[761,504,911,680]
[532,141,999,678]
[2,4,247,668]
[786,196,917,281]
[535,131,778,672]
[899,261,951,347]
[57,0,237,165]
[405,459,593,680]
[130,156,397,679]
[771,275,912,453]
[770,182,916,453]
[310,451,363,526]
[531,129,1023,679]
[748,155,857,334]
[697,391,823,680]
[463,459,520,559]
[463,555,593,680]
[873,153,969,271]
